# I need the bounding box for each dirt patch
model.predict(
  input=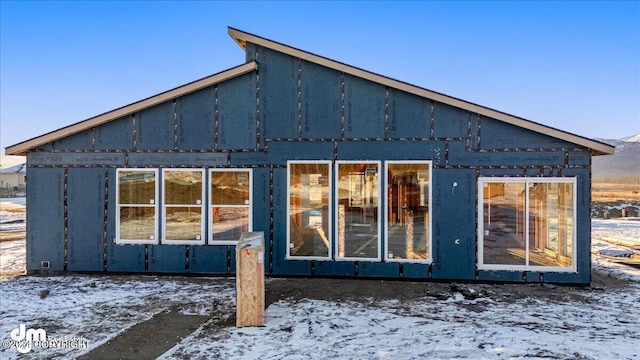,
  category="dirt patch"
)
[592,182,640,203]
[0,230,25,242]
[0,202,26,213]
[591,265,637,289]
[265,270,636,309]
[77,307,209,360]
